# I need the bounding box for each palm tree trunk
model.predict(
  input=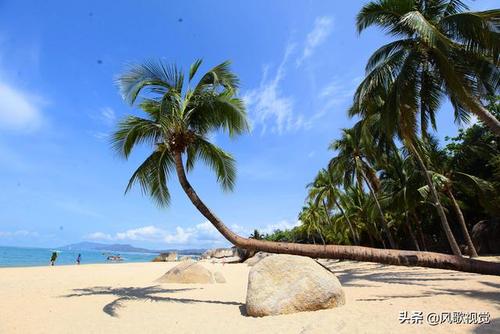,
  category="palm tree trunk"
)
[359,169,398,249]
[318,200,328,245]
[173,151,500,275]
[332,197,359,245]
[405,213,420,251]
[411,211,428,251]
[406,142,462,256]
[446,189,478,257]
[472,102,500,136]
